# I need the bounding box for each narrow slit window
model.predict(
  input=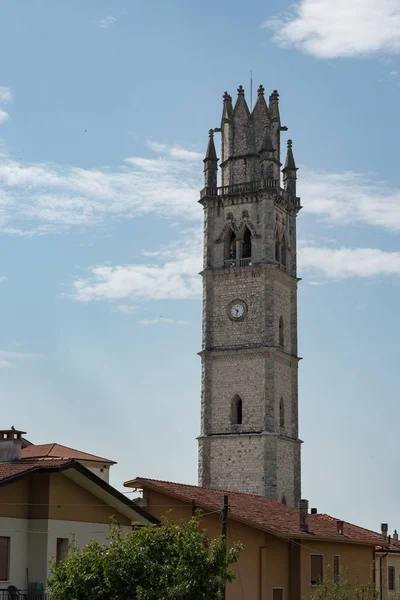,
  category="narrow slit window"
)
[275,236,280,263]
[232,395,243,425]
[279,398,285,429]
[279,317,284,348]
